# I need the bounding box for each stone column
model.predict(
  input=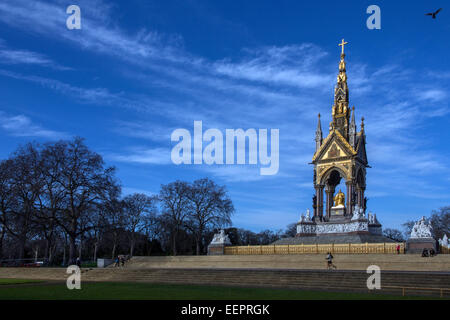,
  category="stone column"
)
[346,181,353,216]
[356,187,362,208]
[315,185,324,221]
[314,186,319,219]
[325,189,332,220]
[361,187,366,213]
